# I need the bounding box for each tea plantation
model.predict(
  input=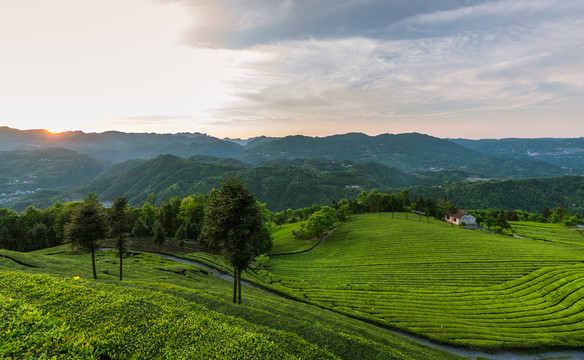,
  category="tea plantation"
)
[4,212,584,358]
[260,213,584,349]
[0,246,463,360]
[189,213,584,350]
